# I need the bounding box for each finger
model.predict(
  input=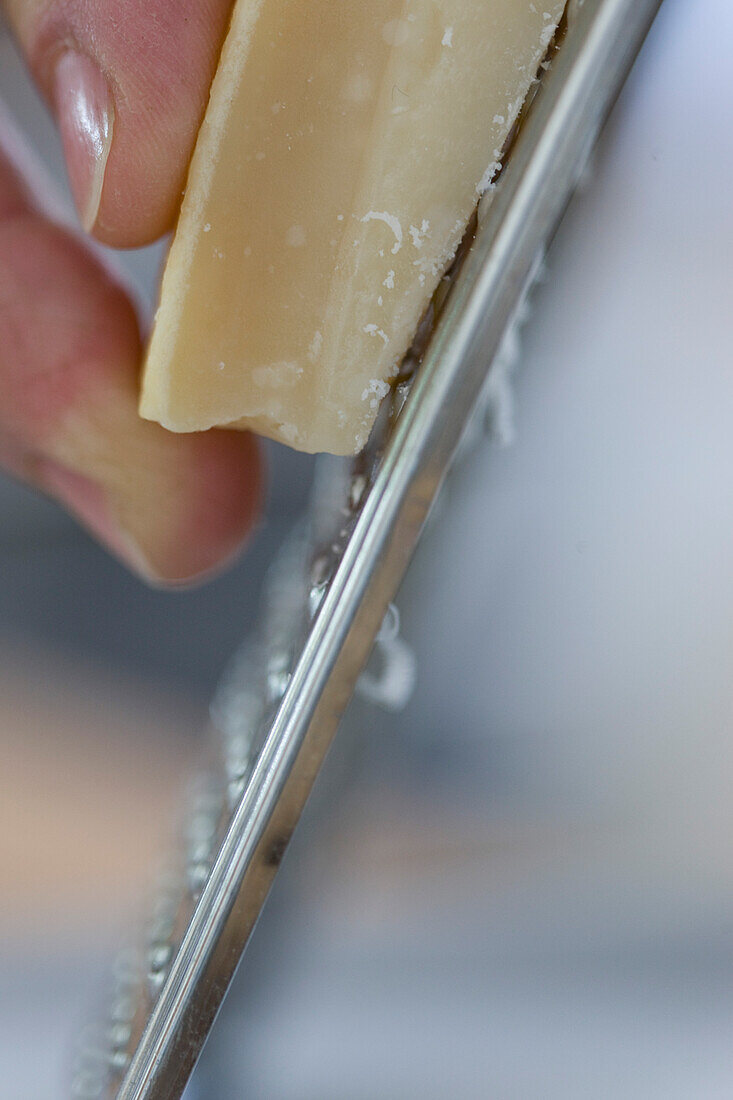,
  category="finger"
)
[3,0,234,247]
[0,135,261,585]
